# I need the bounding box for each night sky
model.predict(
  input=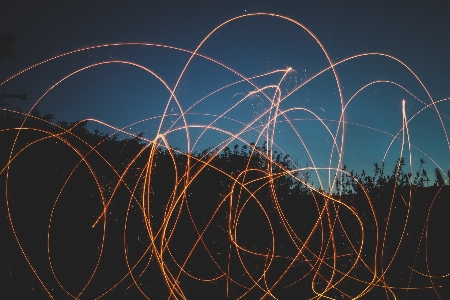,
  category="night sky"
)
[1,0,449,177]
[1,0,449,298]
